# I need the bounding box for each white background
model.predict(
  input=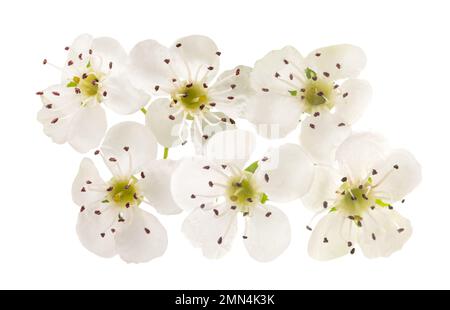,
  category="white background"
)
[0,0,447,289]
